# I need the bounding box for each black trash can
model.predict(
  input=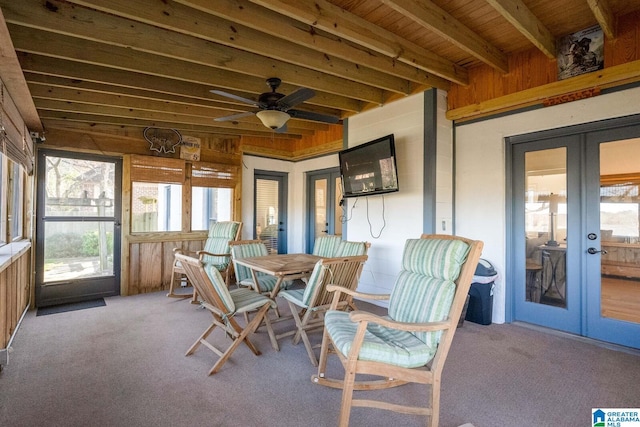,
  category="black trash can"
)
[465,259,498,325]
